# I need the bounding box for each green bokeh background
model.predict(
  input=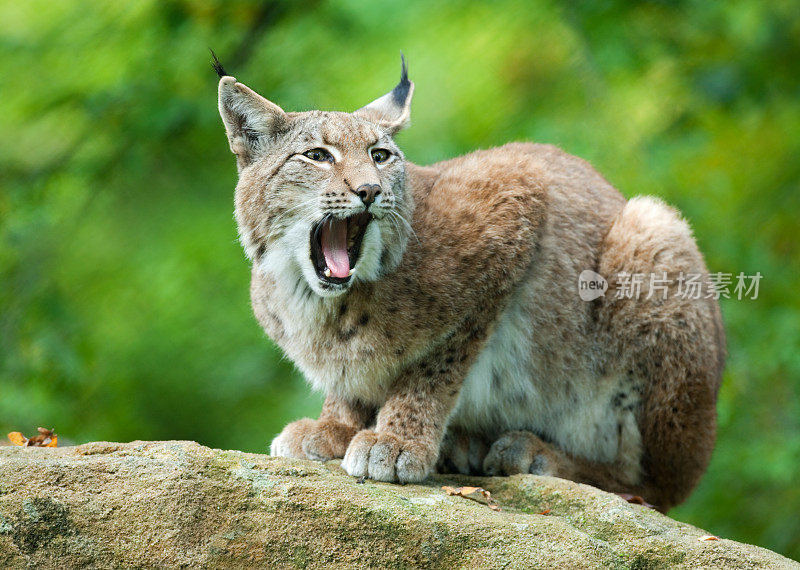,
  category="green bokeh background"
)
[2,0,798,560]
